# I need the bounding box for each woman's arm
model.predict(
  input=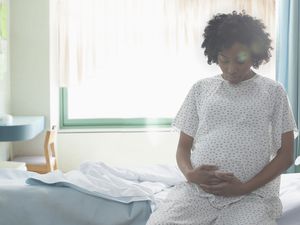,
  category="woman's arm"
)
[176,131,194,178]
[176,131,222,185]
[242,131,294,194]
